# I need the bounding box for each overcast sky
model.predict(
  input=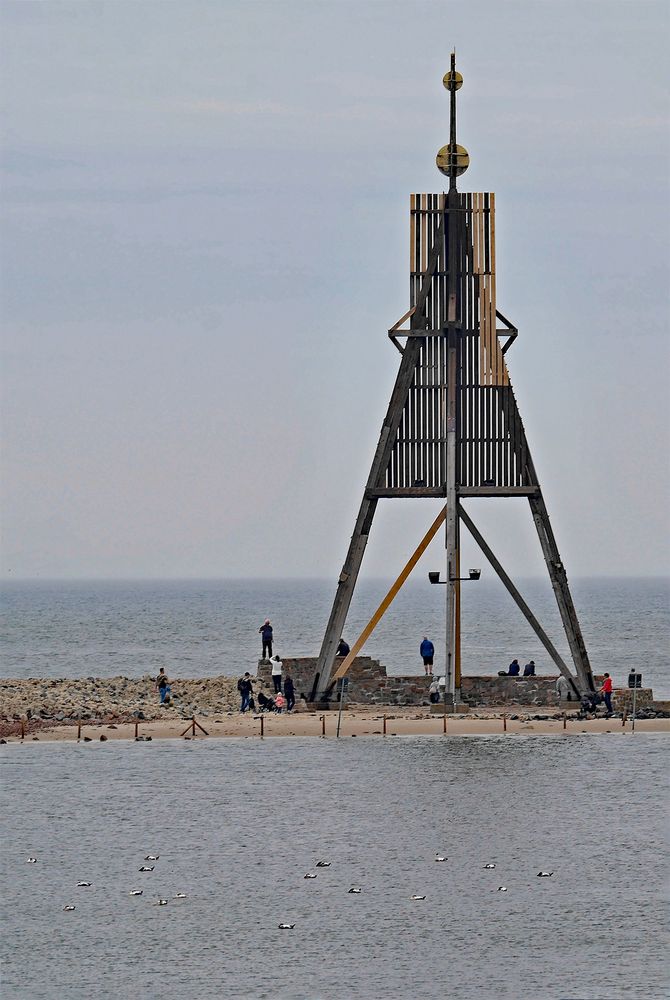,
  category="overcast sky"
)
[1,0,668,581]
